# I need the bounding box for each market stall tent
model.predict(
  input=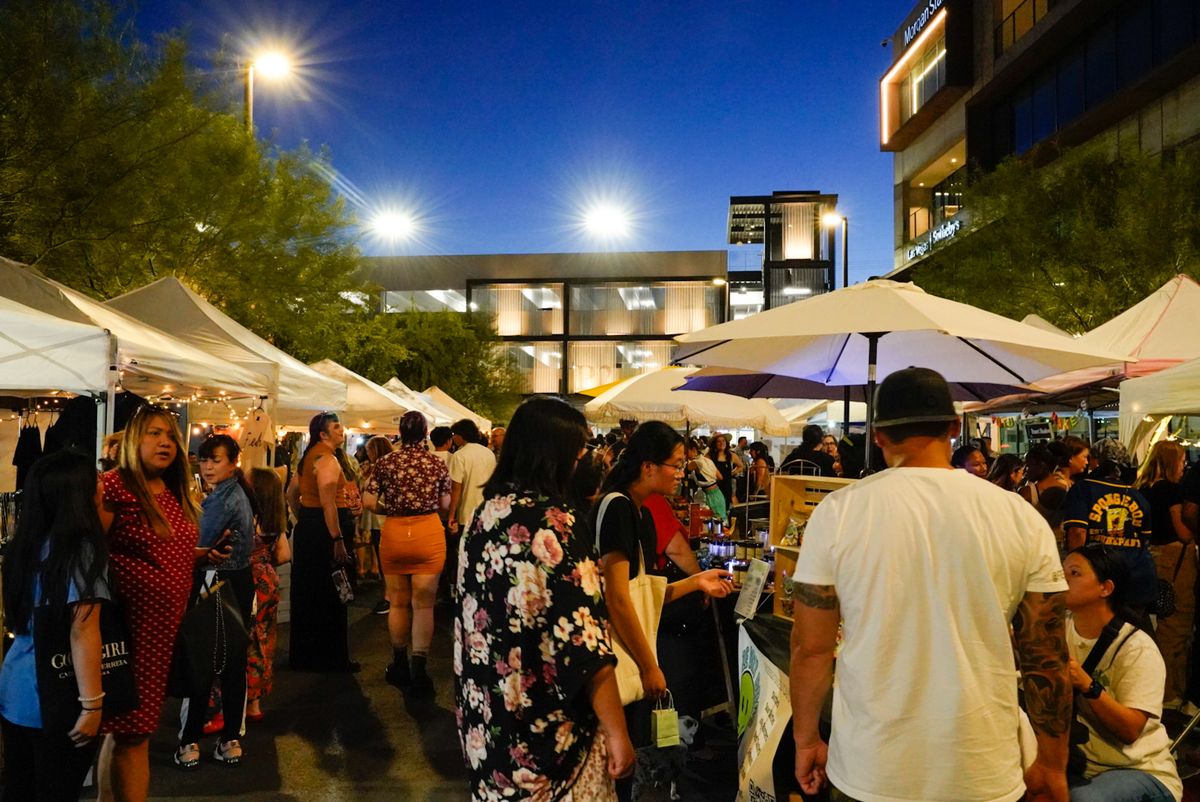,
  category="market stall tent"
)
[0,295,110,395]
[1119,355,1200,459]
[585,367,792,436]
[382,377,455,425]
[423,385,491,431]
[107,277,346,425]
[0,257,265,399]
[308,360,413,432]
